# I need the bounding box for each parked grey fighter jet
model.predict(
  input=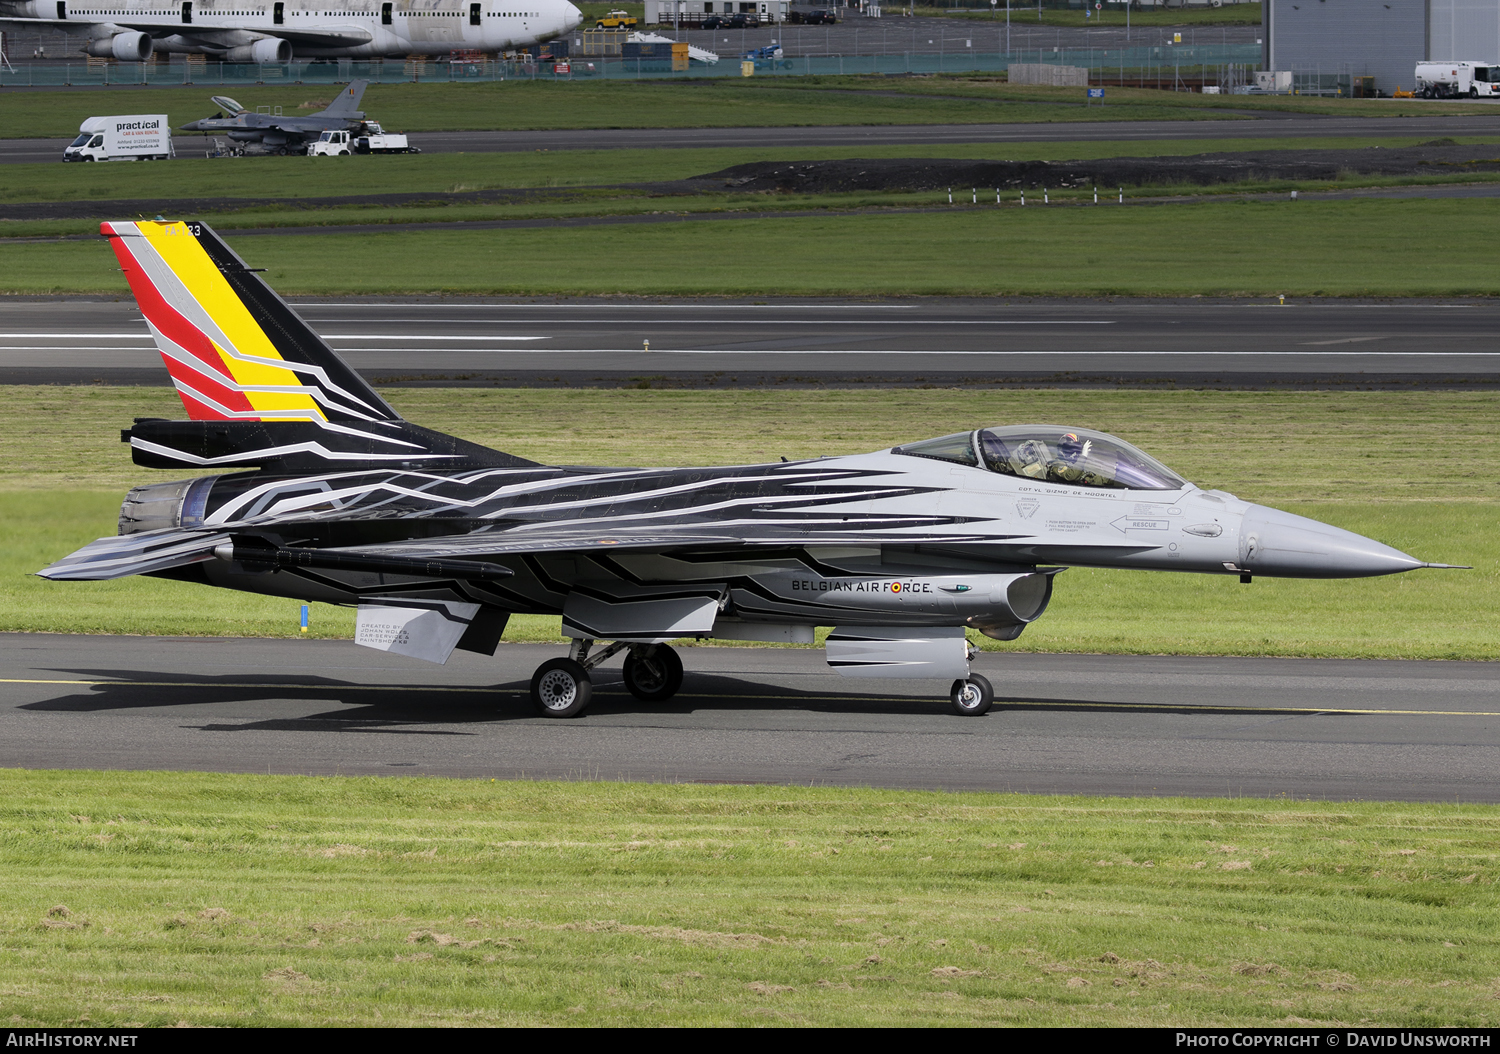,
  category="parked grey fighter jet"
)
[38,220,1466,718]
[180,81,366,155]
